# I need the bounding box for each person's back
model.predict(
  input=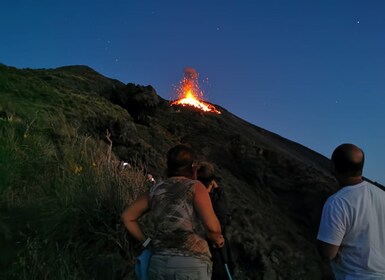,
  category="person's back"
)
[320,181,385,278]
[121,144,224,280]
[148,176,211,261]
[317,143,385,280]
